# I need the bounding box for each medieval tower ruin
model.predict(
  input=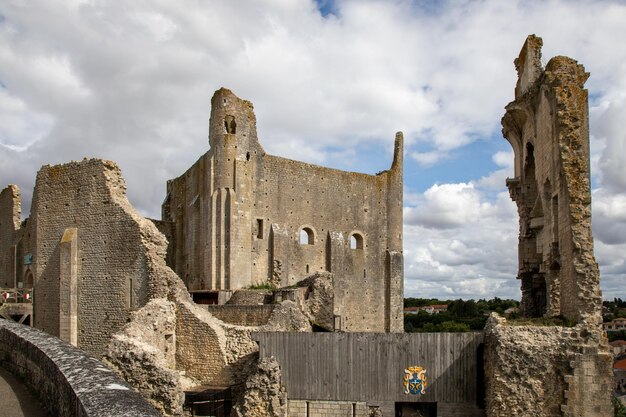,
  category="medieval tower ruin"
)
[485,35,613,417]
[159,88,404,332]
[502,35,603,324]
